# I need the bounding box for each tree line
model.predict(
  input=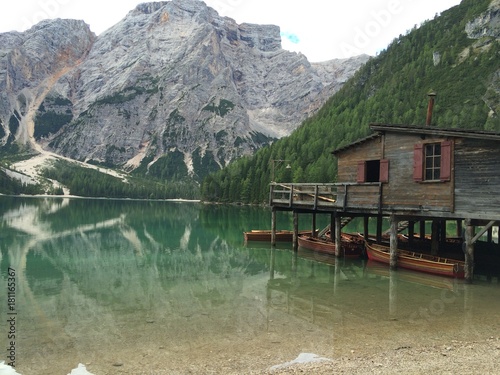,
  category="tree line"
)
[42,160,199,199]
[201,0,498,204]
